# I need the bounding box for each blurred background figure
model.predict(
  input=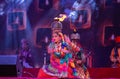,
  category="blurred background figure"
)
[70,30,81,47]
[70,30,90,79]
[110,36,120,68]
[16,38,34,76]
